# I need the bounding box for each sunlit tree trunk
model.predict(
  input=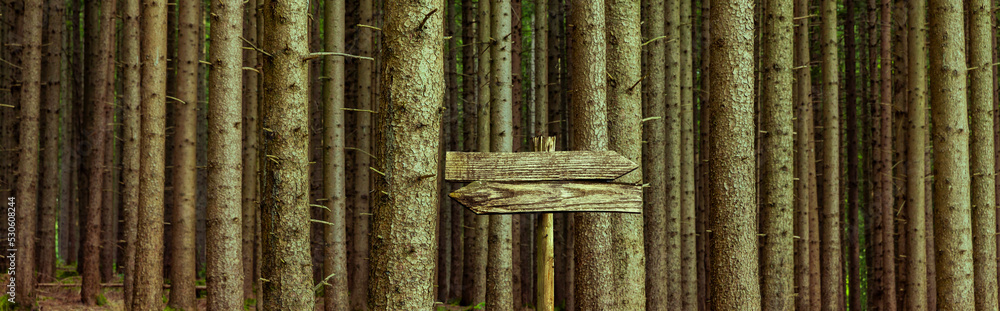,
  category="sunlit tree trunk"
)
[904,0,927,308]
[968,0,998,307]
